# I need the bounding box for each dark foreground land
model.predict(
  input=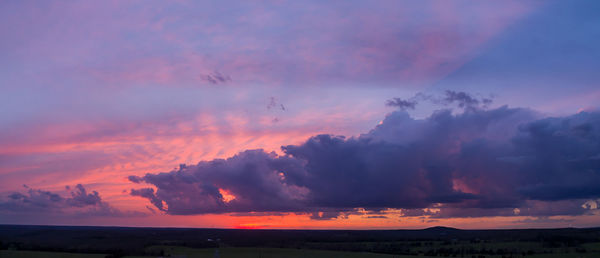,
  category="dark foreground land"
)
[0,225,599,257]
